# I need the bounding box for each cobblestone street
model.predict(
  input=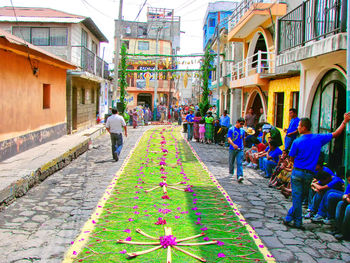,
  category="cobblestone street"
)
[1,126,350,263]
[0,126,149,263]
[190,140,350,263]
